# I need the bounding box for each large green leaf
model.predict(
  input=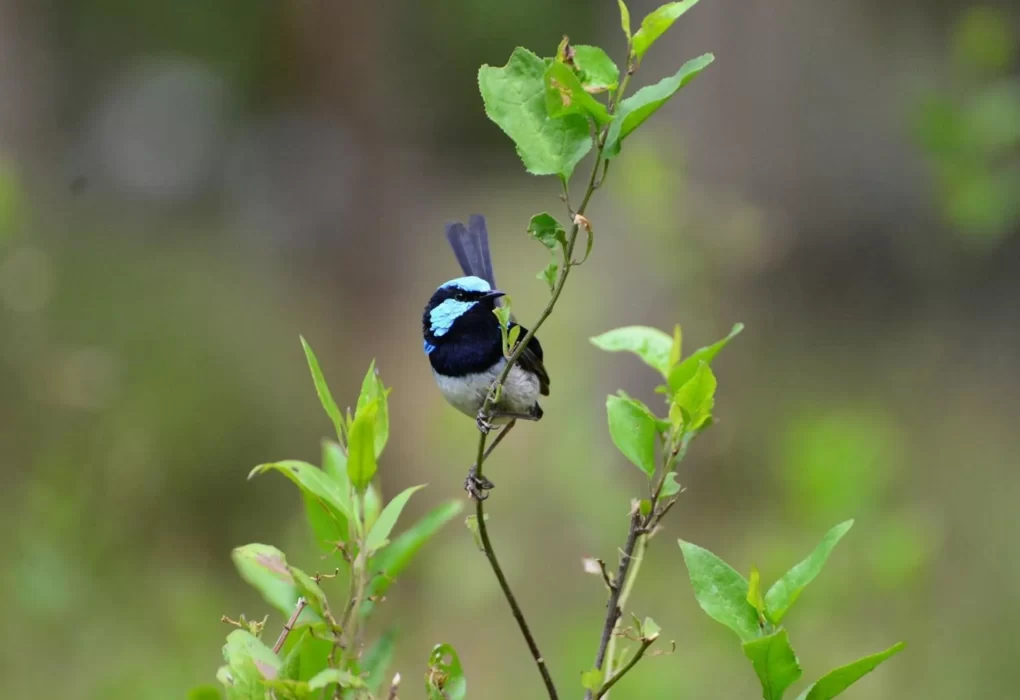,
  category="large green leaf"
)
[672,362,716,432]
[591,326,674,377]
[426,643,467,700]
[479,48,593,179]
[742,628,802,700]
[299,336,345,443]
[544,60,612,125]
[365,484,427,554]
[347,400,378,491]
[606,53,714,158]
[606,395,660,478]
[363,500,464,616]
[222,630,280,696]
[304,442,351,553]
[796,642,905,700]
[667,323,743,394]
[765,520,854,623]
[678,539,760,641]
[356,361,390,458]
[251,461,352,543]
[632,0,701,60]
[527,212,568,250]
[573,45,620,93]
[231,544,300,615]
